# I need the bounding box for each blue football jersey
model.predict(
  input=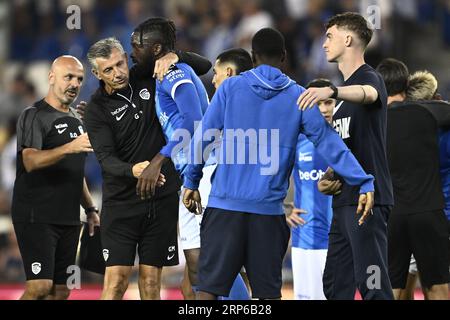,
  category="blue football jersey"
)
[155,63,209,174]
[291,134,333,250]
